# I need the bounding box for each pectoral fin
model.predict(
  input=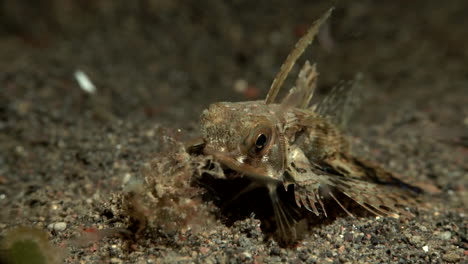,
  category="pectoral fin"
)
[288,157,419,218]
